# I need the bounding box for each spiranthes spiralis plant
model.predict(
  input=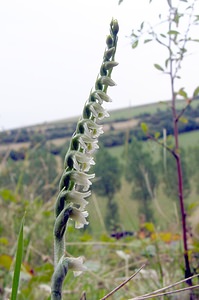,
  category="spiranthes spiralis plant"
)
[51,19,119,300]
